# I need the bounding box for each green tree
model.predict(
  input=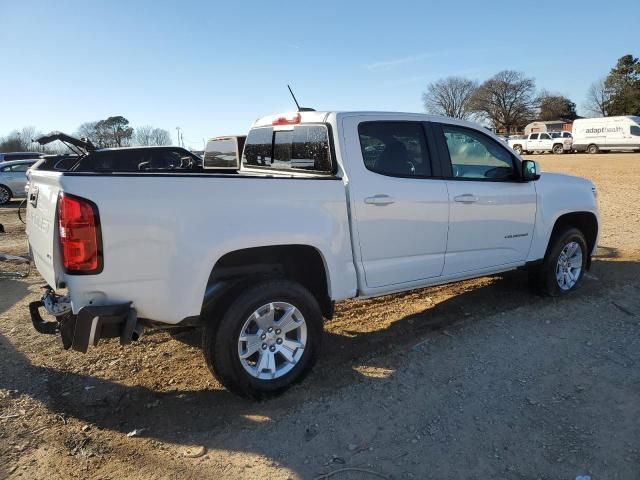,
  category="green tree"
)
[95,116,134,147]
[537,93,578,121]
[604,54,640,116]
